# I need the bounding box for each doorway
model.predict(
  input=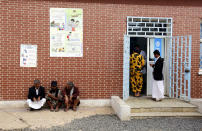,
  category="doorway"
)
[129,37,147,96]
[123,35,169,100]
